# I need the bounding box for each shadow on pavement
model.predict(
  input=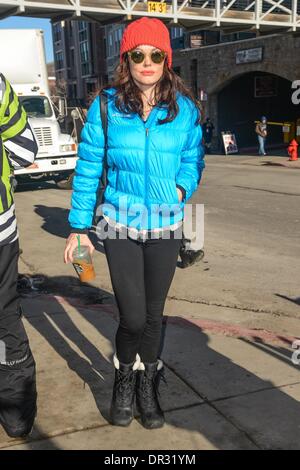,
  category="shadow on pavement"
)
[15,181,58,192]
[34,205,106,255]
[240,337,298,369]
[160,317,300,449]
[34,205,70,240]
[16,275,300,450]
[23,295,115,424]
[275,293,300,307]
[1,424,61,450]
